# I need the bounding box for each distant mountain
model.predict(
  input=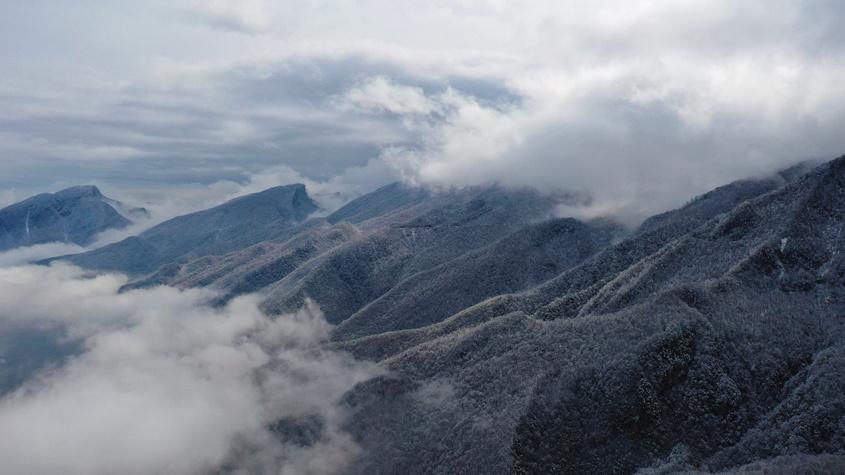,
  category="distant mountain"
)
[123,181,606,337]
[128,183,573,326]
[102,196,150,221]
[325,182,432,227]
[0,185,133,251]
[49,184,318,274]
[259,184,565,324]
[123,221,361,301]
